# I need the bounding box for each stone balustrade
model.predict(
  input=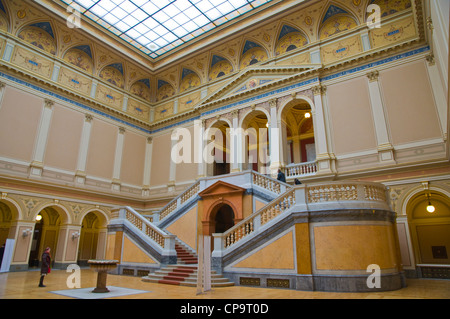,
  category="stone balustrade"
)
[214,181,390,254]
